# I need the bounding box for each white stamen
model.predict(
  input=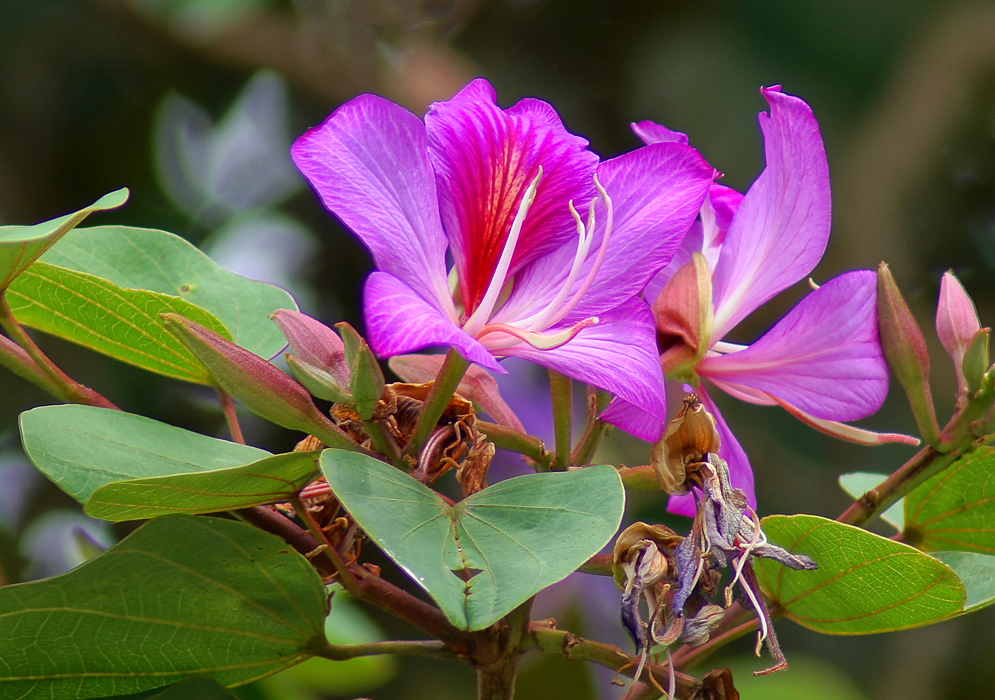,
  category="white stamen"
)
[710,340,748,354]
[462,168,543,337]
[516,175,614,332]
